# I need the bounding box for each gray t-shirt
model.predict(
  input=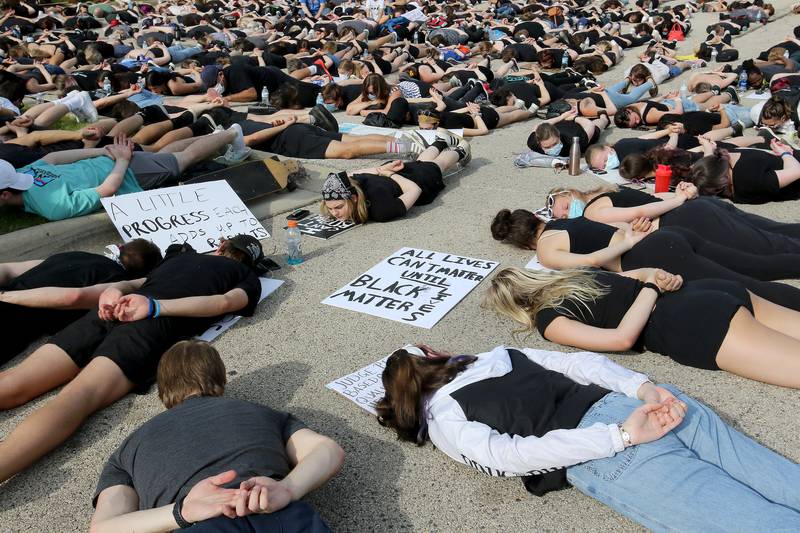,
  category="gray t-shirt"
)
[93,396,306,509]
